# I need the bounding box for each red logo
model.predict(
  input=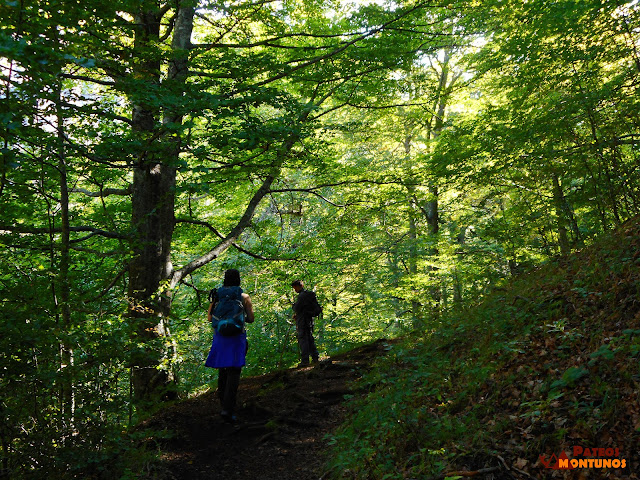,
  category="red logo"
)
[539,451,574,470]
[540,447,626,470]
